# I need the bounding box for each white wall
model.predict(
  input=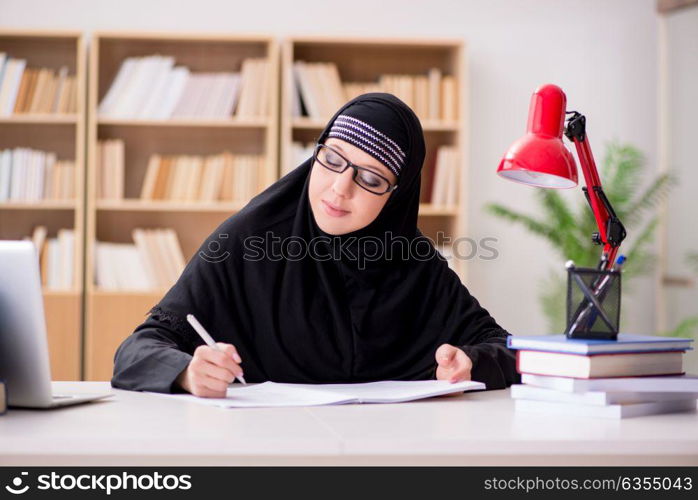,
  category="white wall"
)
[0,0,661,335]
